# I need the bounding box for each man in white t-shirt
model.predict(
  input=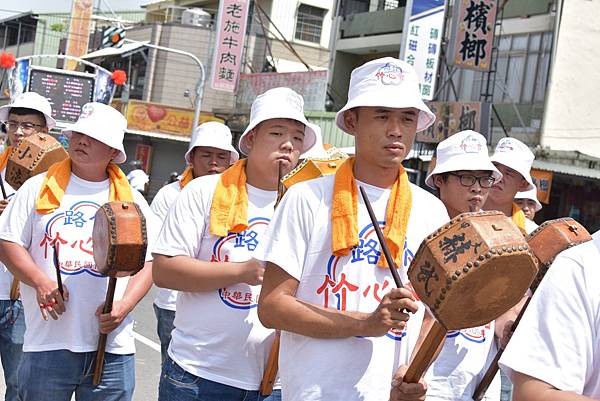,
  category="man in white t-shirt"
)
[0,102,158,401]
[151,121,239,363]
[498,233,600,400]
[514,187,542,222]
[0,91,56,401]
[484,137,539,401]
[126,160,149,196]
[484,137,538,235]
[257,57,450,401]
[424,130,503,401]
[152,87,317,401]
